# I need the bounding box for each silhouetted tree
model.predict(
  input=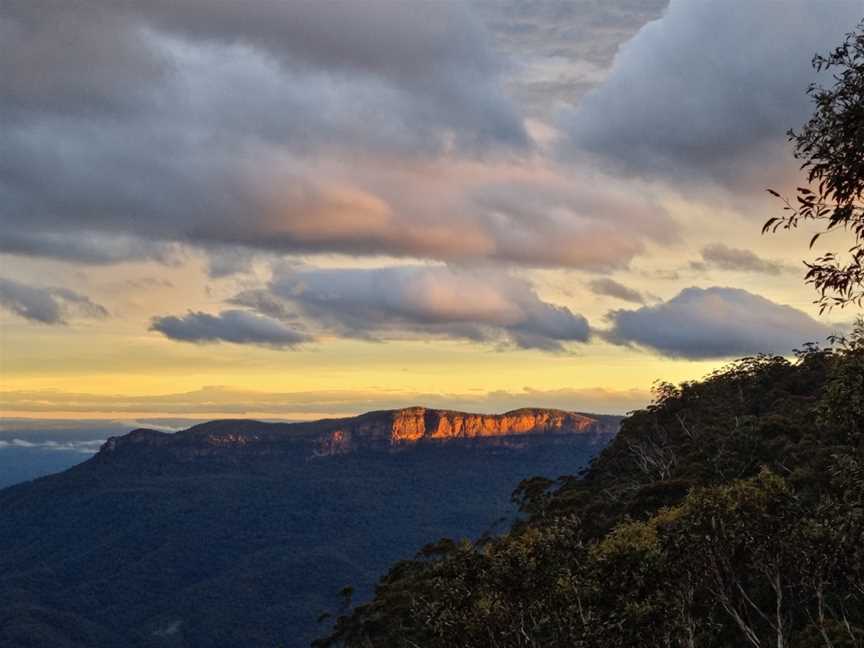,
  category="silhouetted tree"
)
[316,322,864,647]
[765,20,864,312]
